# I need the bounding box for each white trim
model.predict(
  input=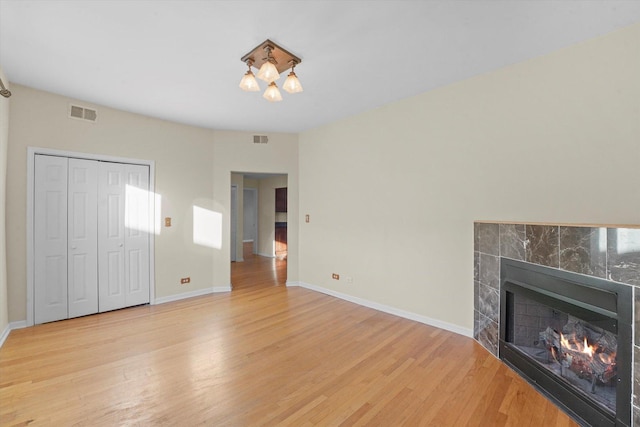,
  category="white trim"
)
[292,281,473,338]
[27,147,156,326]
[153,288,214,305]
[10,320,27,329]
[242,239,254,243]
[257,253,275,258]
[0,325,10,348]
[0,321,28,349]
[153,285,232,305]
